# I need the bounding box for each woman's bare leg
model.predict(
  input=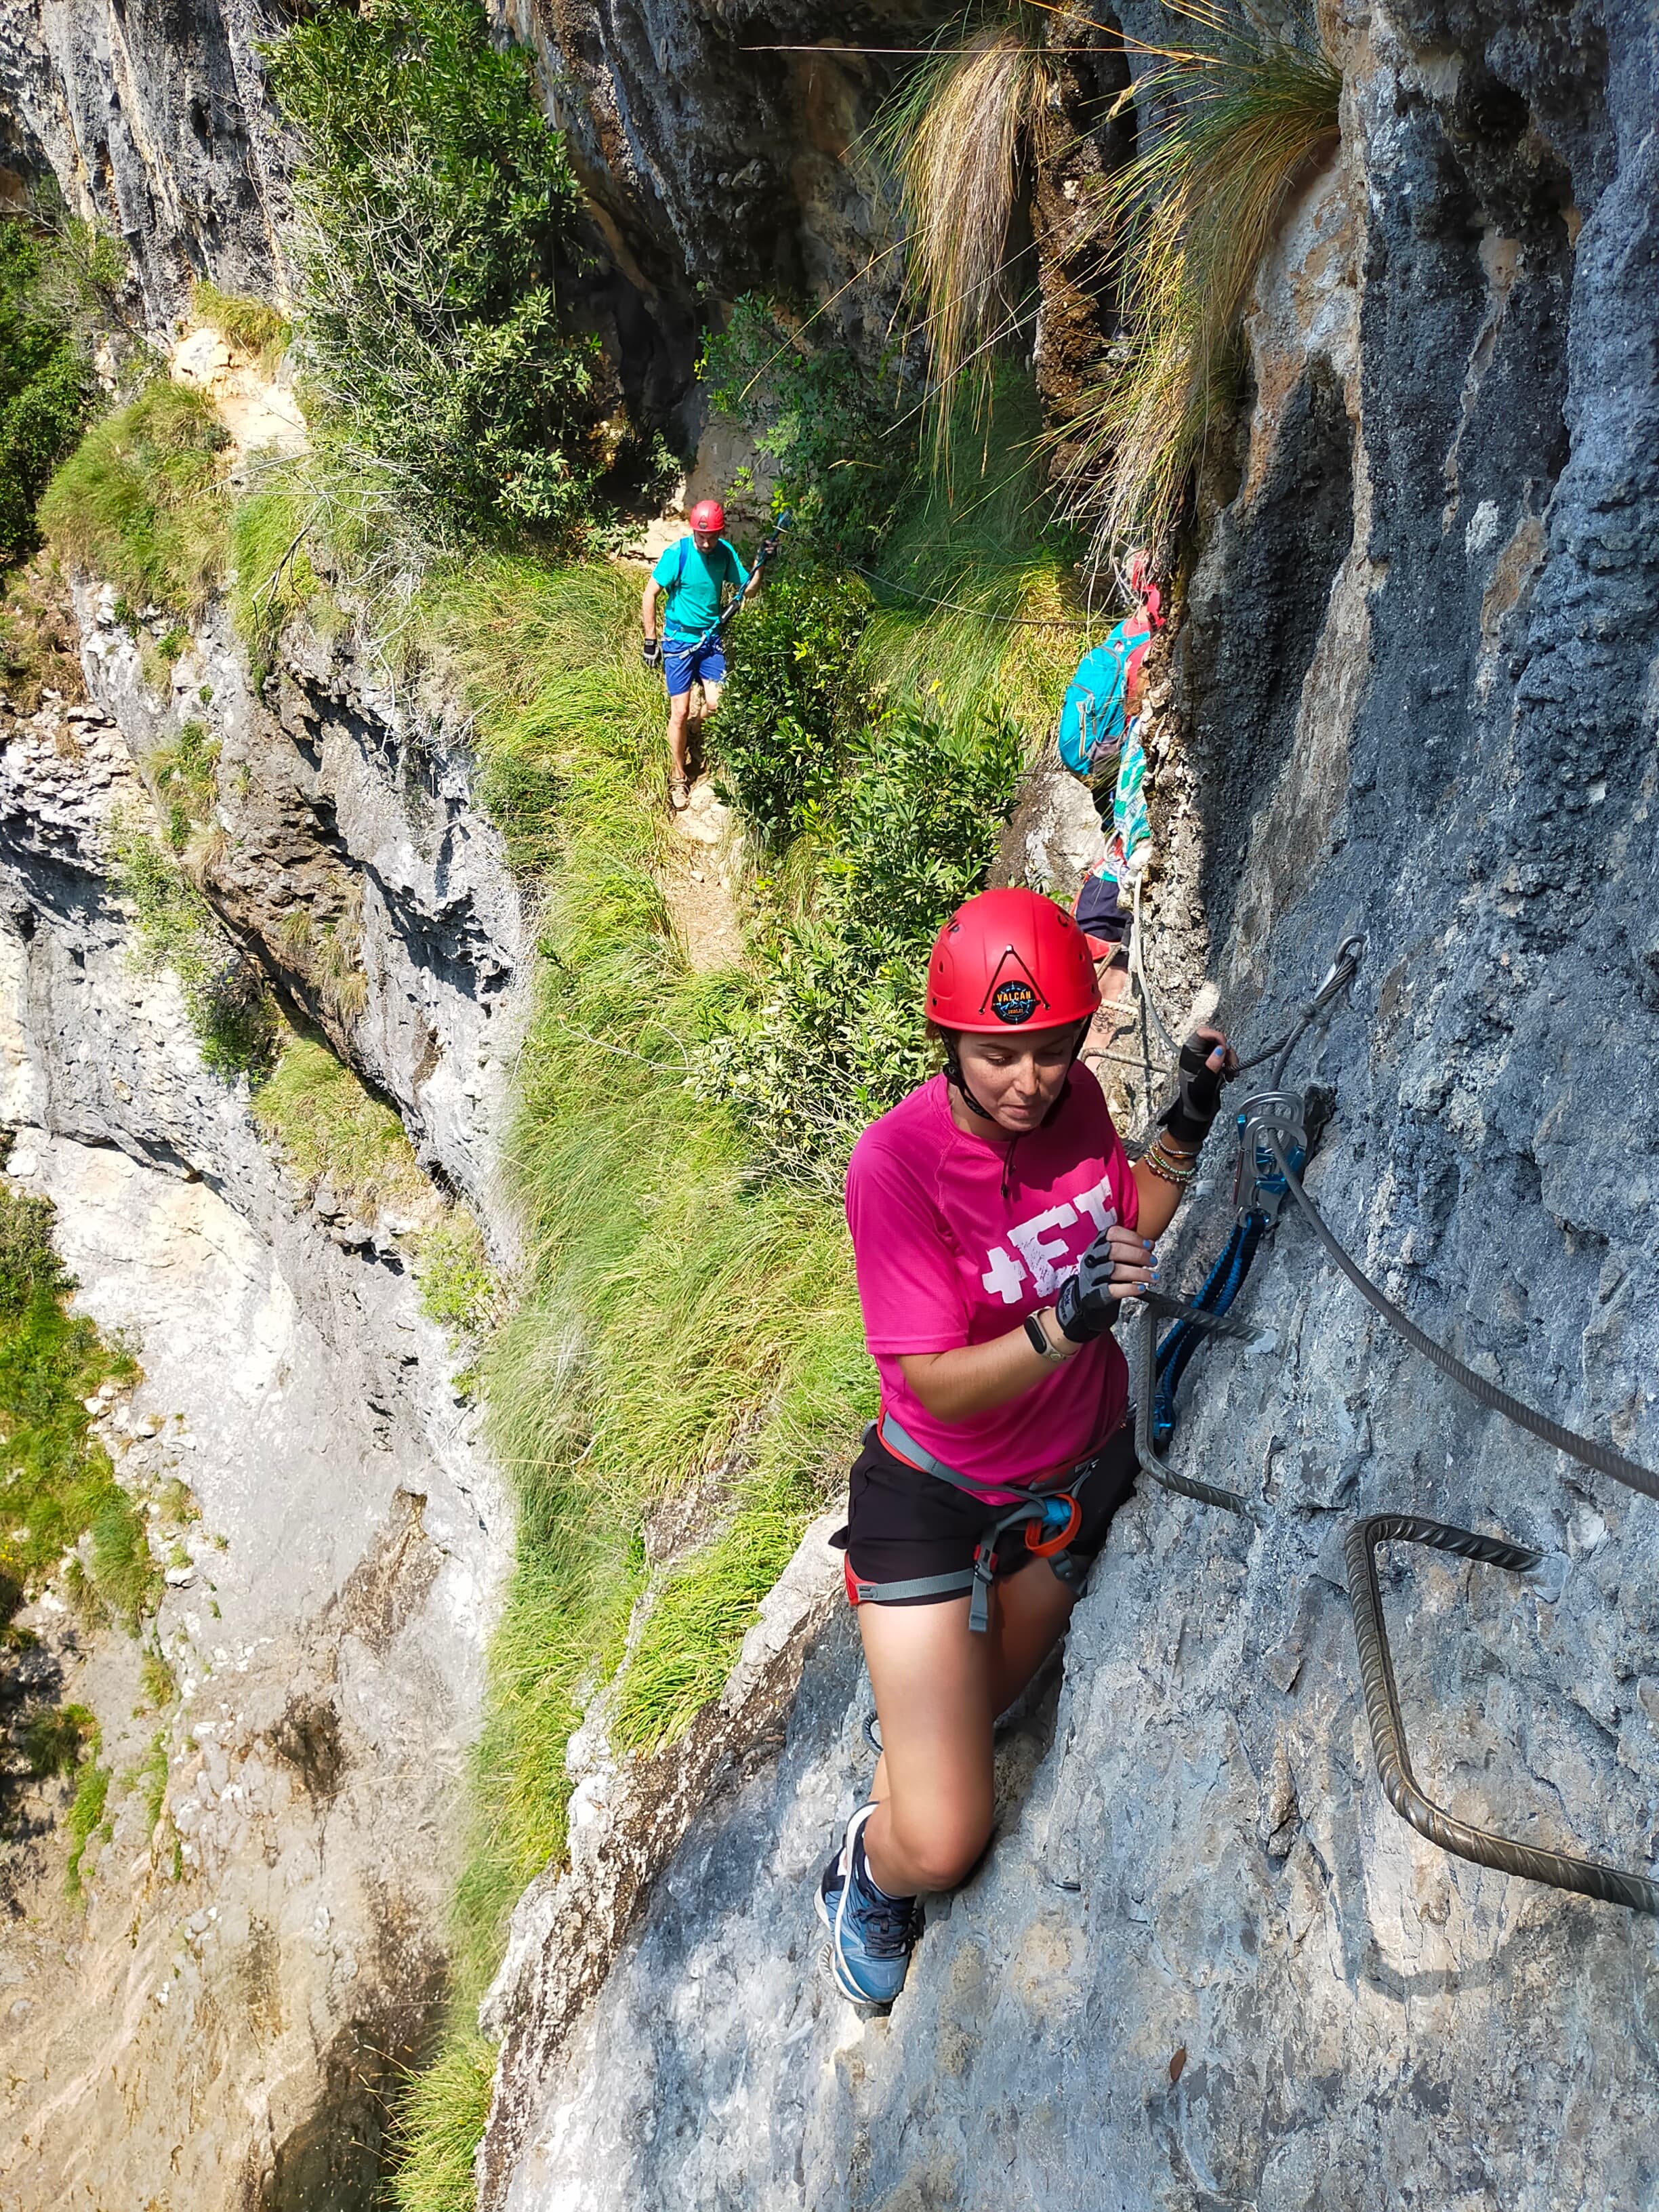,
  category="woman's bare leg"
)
[859,1565,1078,1896]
